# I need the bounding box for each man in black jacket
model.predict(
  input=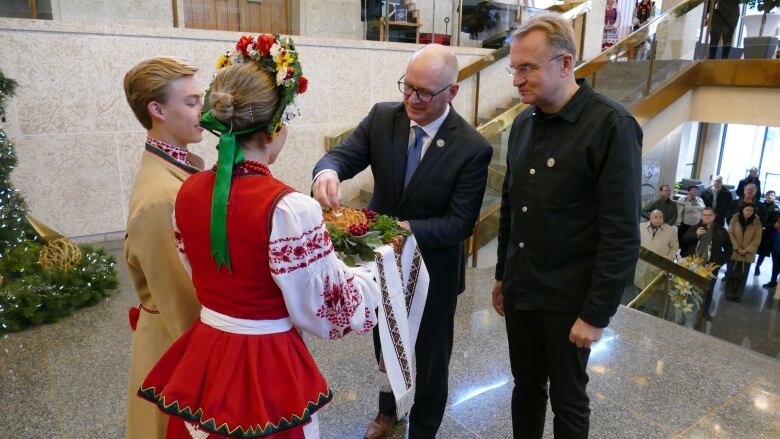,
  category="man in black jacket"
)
[493,14,641,438]
[682,207,732,320]
[729,182,759,224]
[736,167,761,199]
[701,176,733,227]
